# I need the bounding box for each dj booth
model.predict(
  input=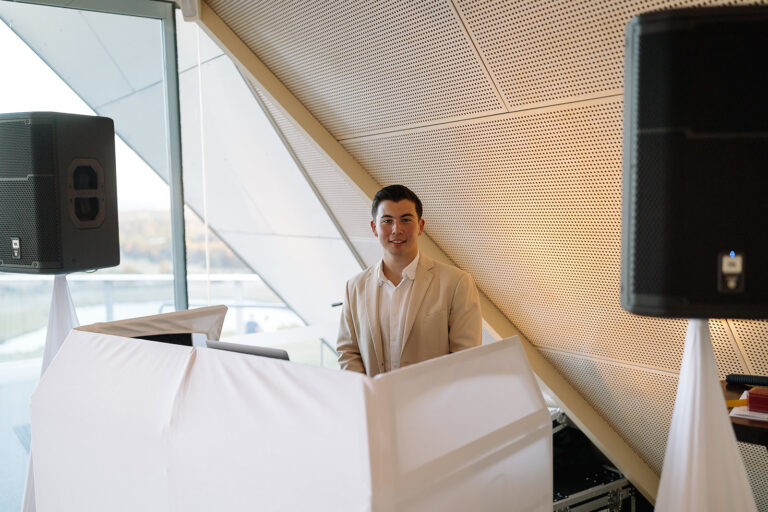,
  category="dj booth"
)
[29,307,552,511]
